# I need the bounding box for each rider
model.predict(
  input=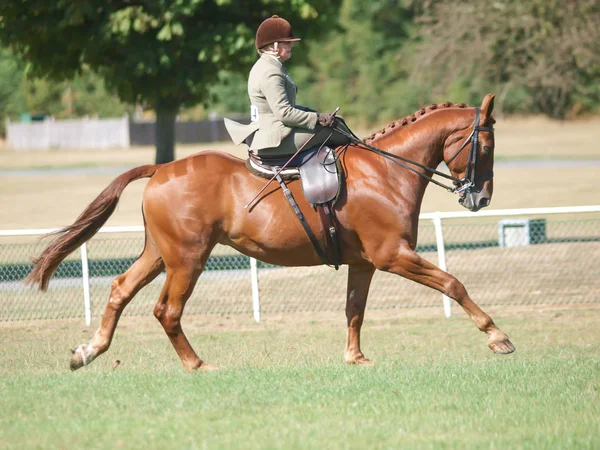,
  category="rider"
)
[224,15,352,158]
